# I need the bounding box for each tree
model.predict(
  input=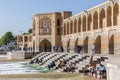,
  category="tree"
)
[28,28,32,34]
[0,36,5,45]
[0,32,15,45]
[22,28,32,35]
